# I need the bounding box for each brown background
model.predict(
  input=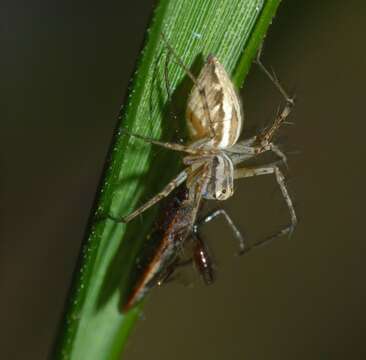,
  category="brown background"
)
[1,0,365,359]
